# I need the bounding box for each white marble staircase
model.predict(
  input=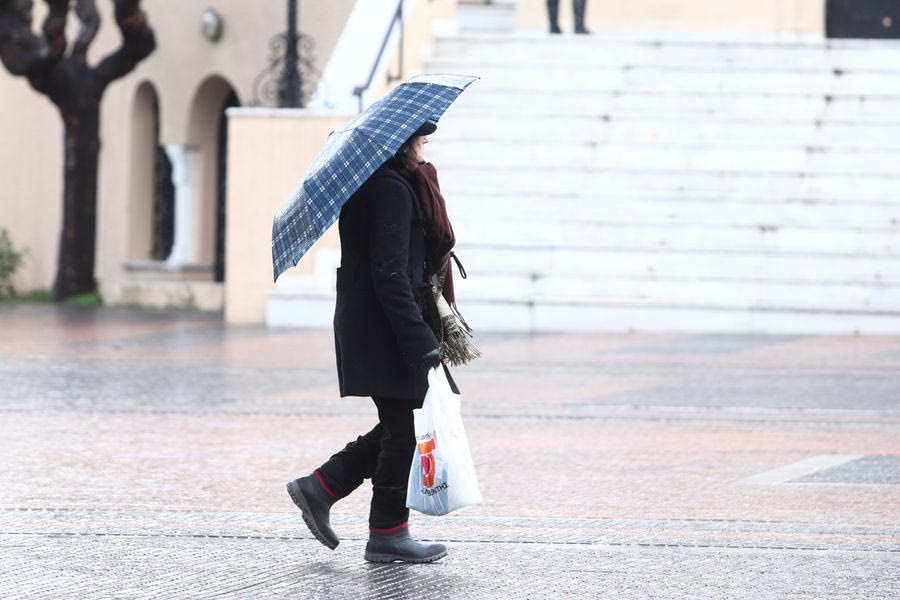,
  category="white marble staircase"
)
[268,3,900,333]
